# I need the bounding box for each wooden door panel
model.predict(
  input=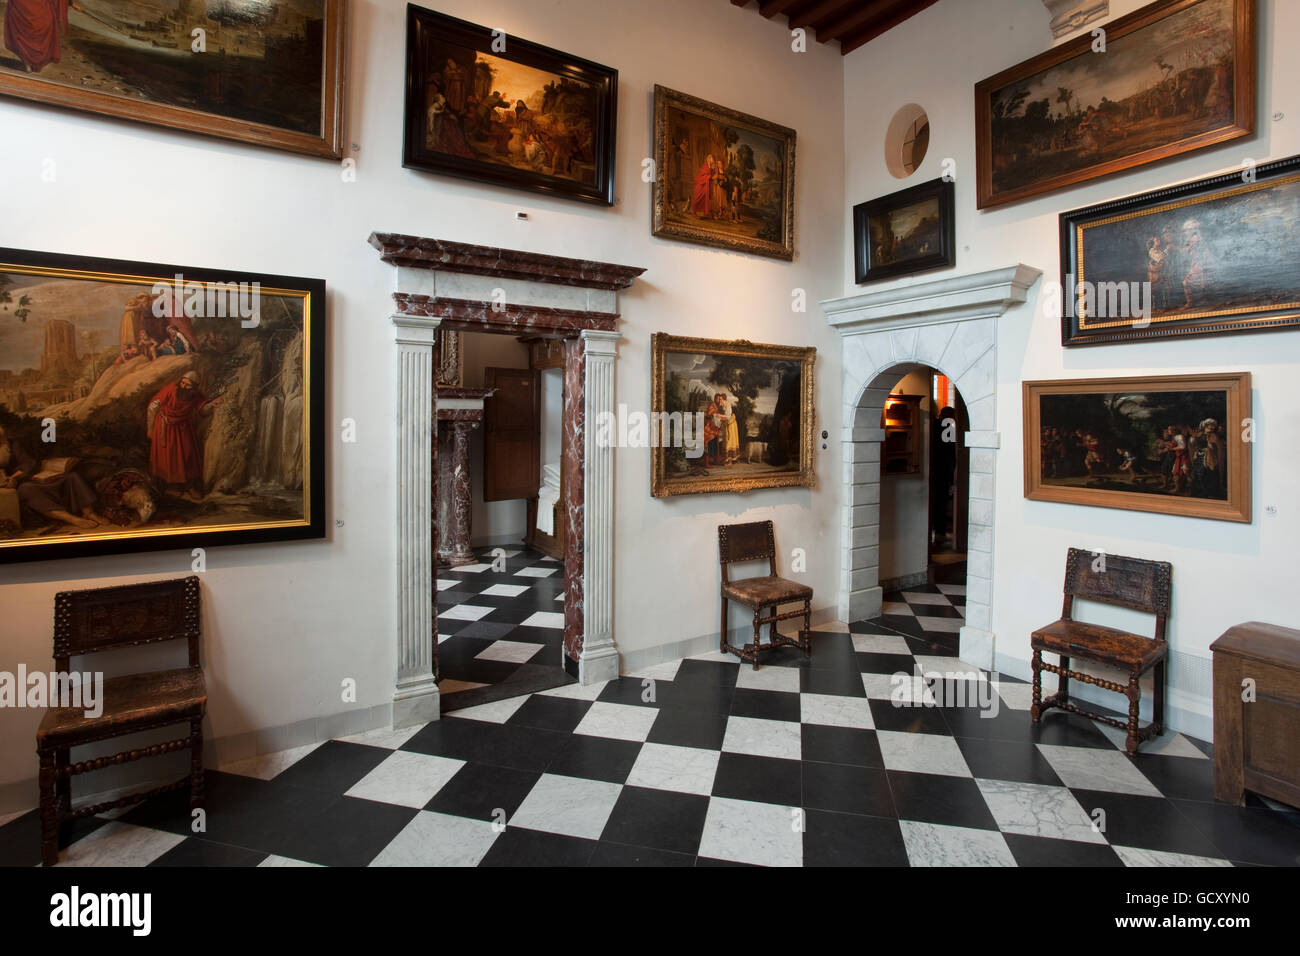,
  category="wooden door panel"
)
[484,367,540,502]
